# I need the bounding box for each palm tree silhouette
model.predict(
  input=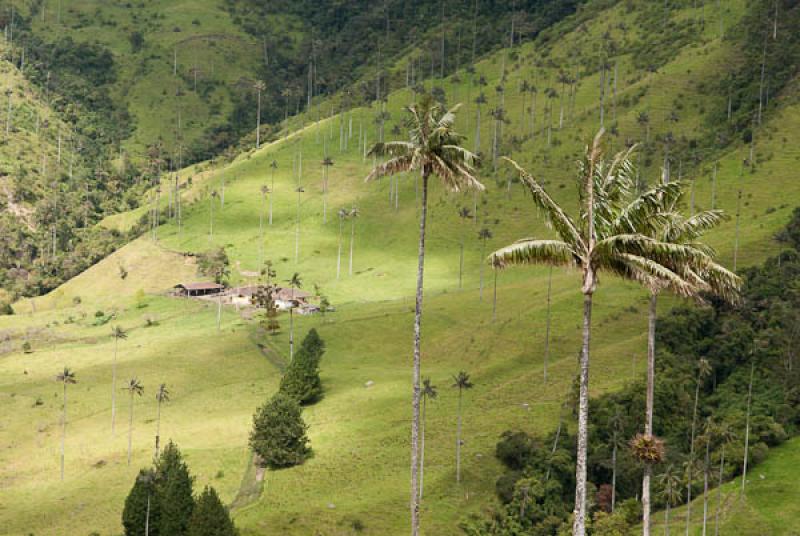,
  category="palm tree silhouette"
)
[286,272,303,361]
[110,325,128,435]
[452,371,473,484]
[336,208,348,279]
[348,206,359,276]
[254,80,266,148]
[321,156,334,223]
[56,367,77,481]
[154,383,170,458]
[419,377,438,501]
[366,96,482,535]
[124,378,144,466]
